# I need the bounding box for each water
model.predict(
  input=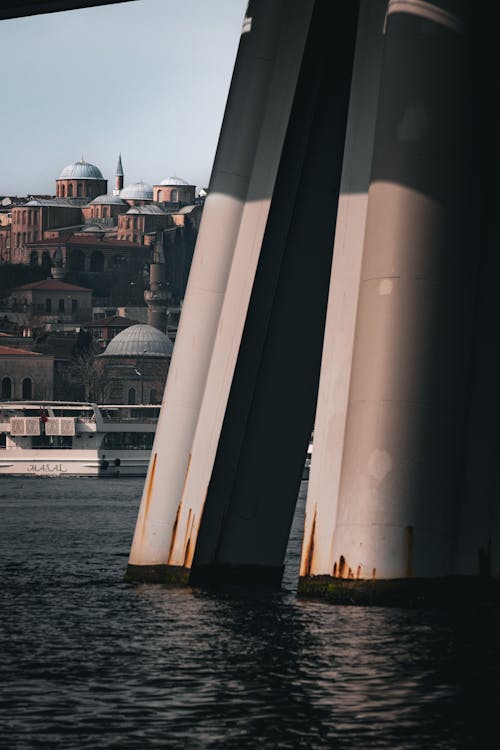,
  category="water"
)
[0,478,498,749]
